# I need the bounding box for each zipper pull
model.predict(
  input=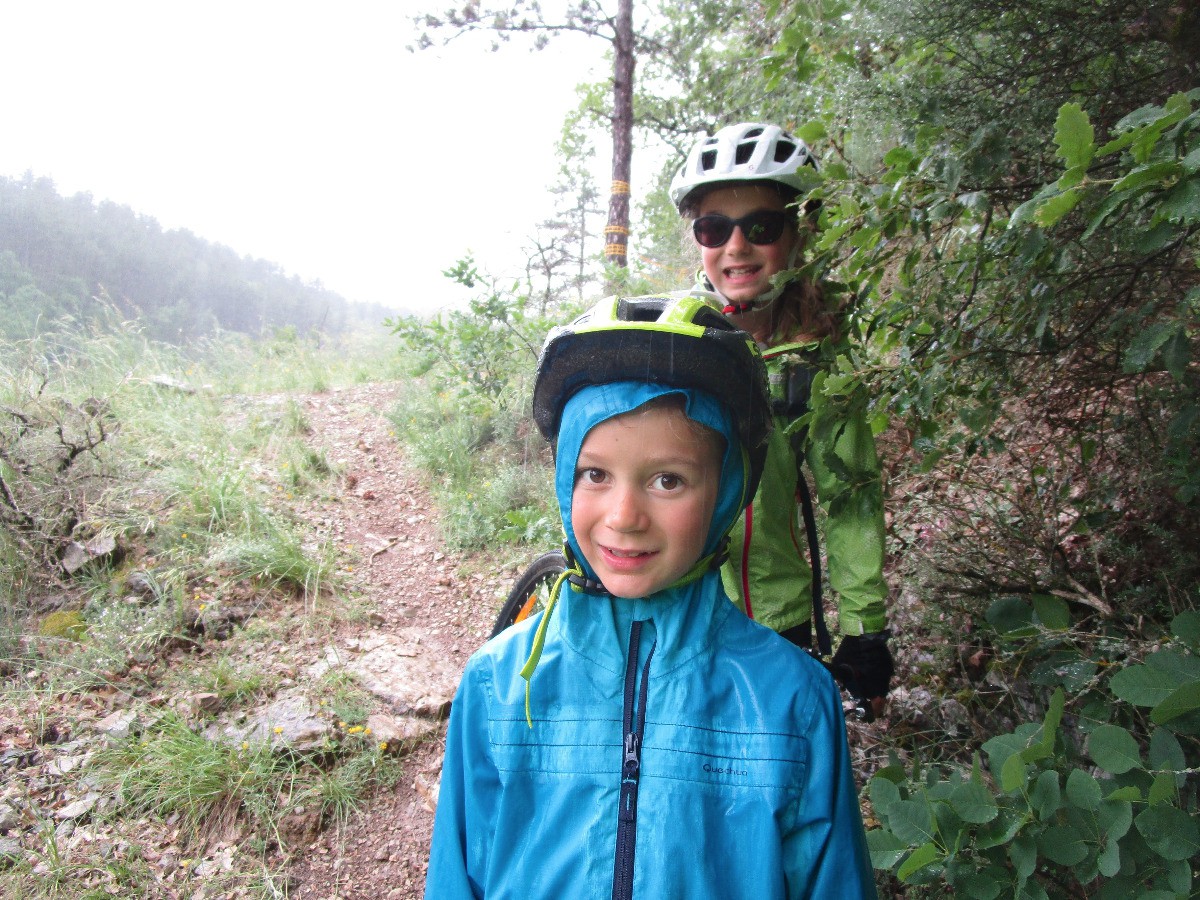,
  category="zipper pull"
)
[623,732,641,777]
